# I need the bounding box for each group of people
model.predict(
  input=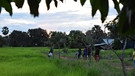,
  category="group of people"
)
[77,47,90,59]
[78,46,135,67]
[77,46,101,61]
[48,46,135,68]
